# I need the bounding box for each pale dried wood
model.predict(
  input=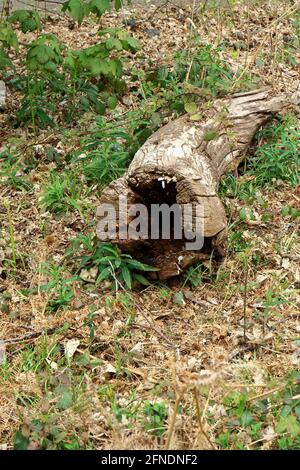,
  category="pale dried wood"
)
[97,89,291,279]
